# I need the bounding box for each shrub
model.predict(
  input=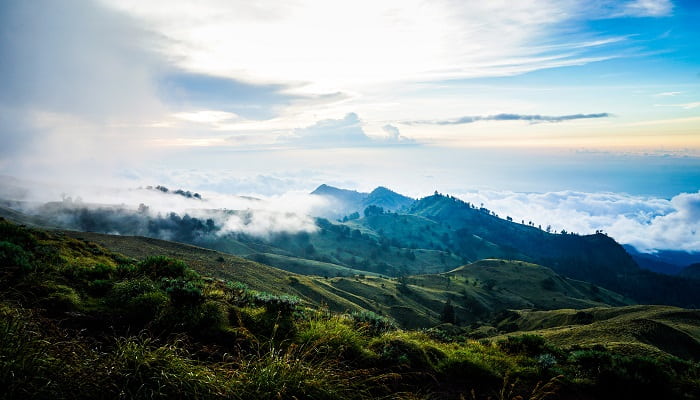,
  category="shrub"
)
[252,292,300,314]
[163,278,204,306]
[0,240,33,274]
[108,278,159,307]
[41,284,82,314]
[232,345,369,400]
[0,219,38,249]
[350,311,396,336]
[498,334,551,357]
[297,315,367,360]
[137,256,194,280]
[102,336,231,399]
[370,335,445,370]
